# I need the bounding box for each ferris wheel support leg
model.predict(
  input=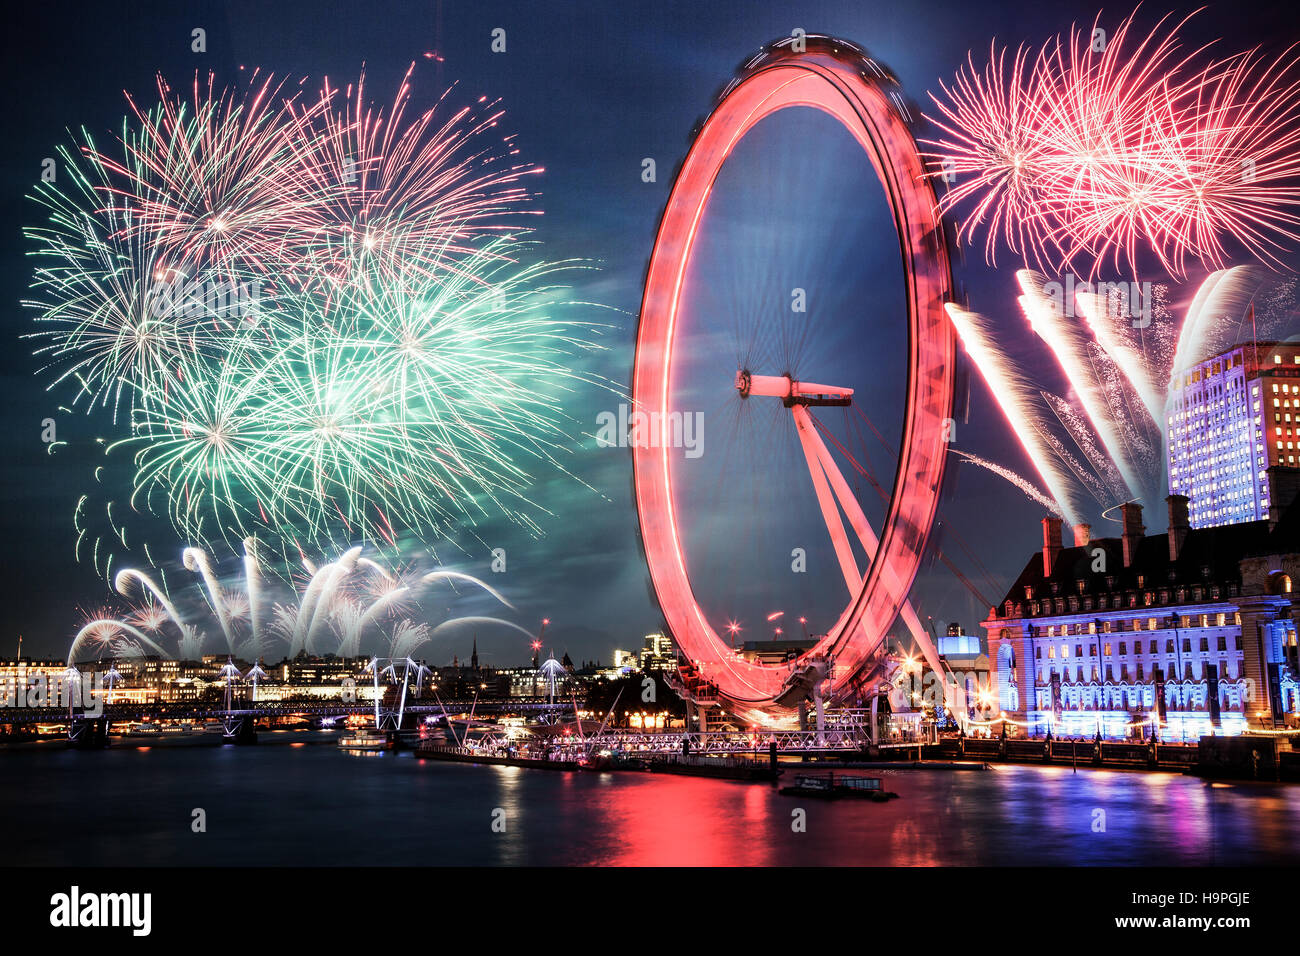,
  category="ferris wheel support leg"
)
[792,405,963,722]
[792,405,864,595]
[792,406,879,678]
